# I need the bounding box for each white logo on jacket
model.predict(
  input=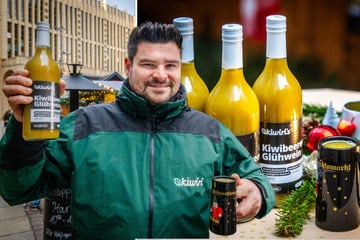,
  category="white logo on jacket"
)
[174,177,204,187]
